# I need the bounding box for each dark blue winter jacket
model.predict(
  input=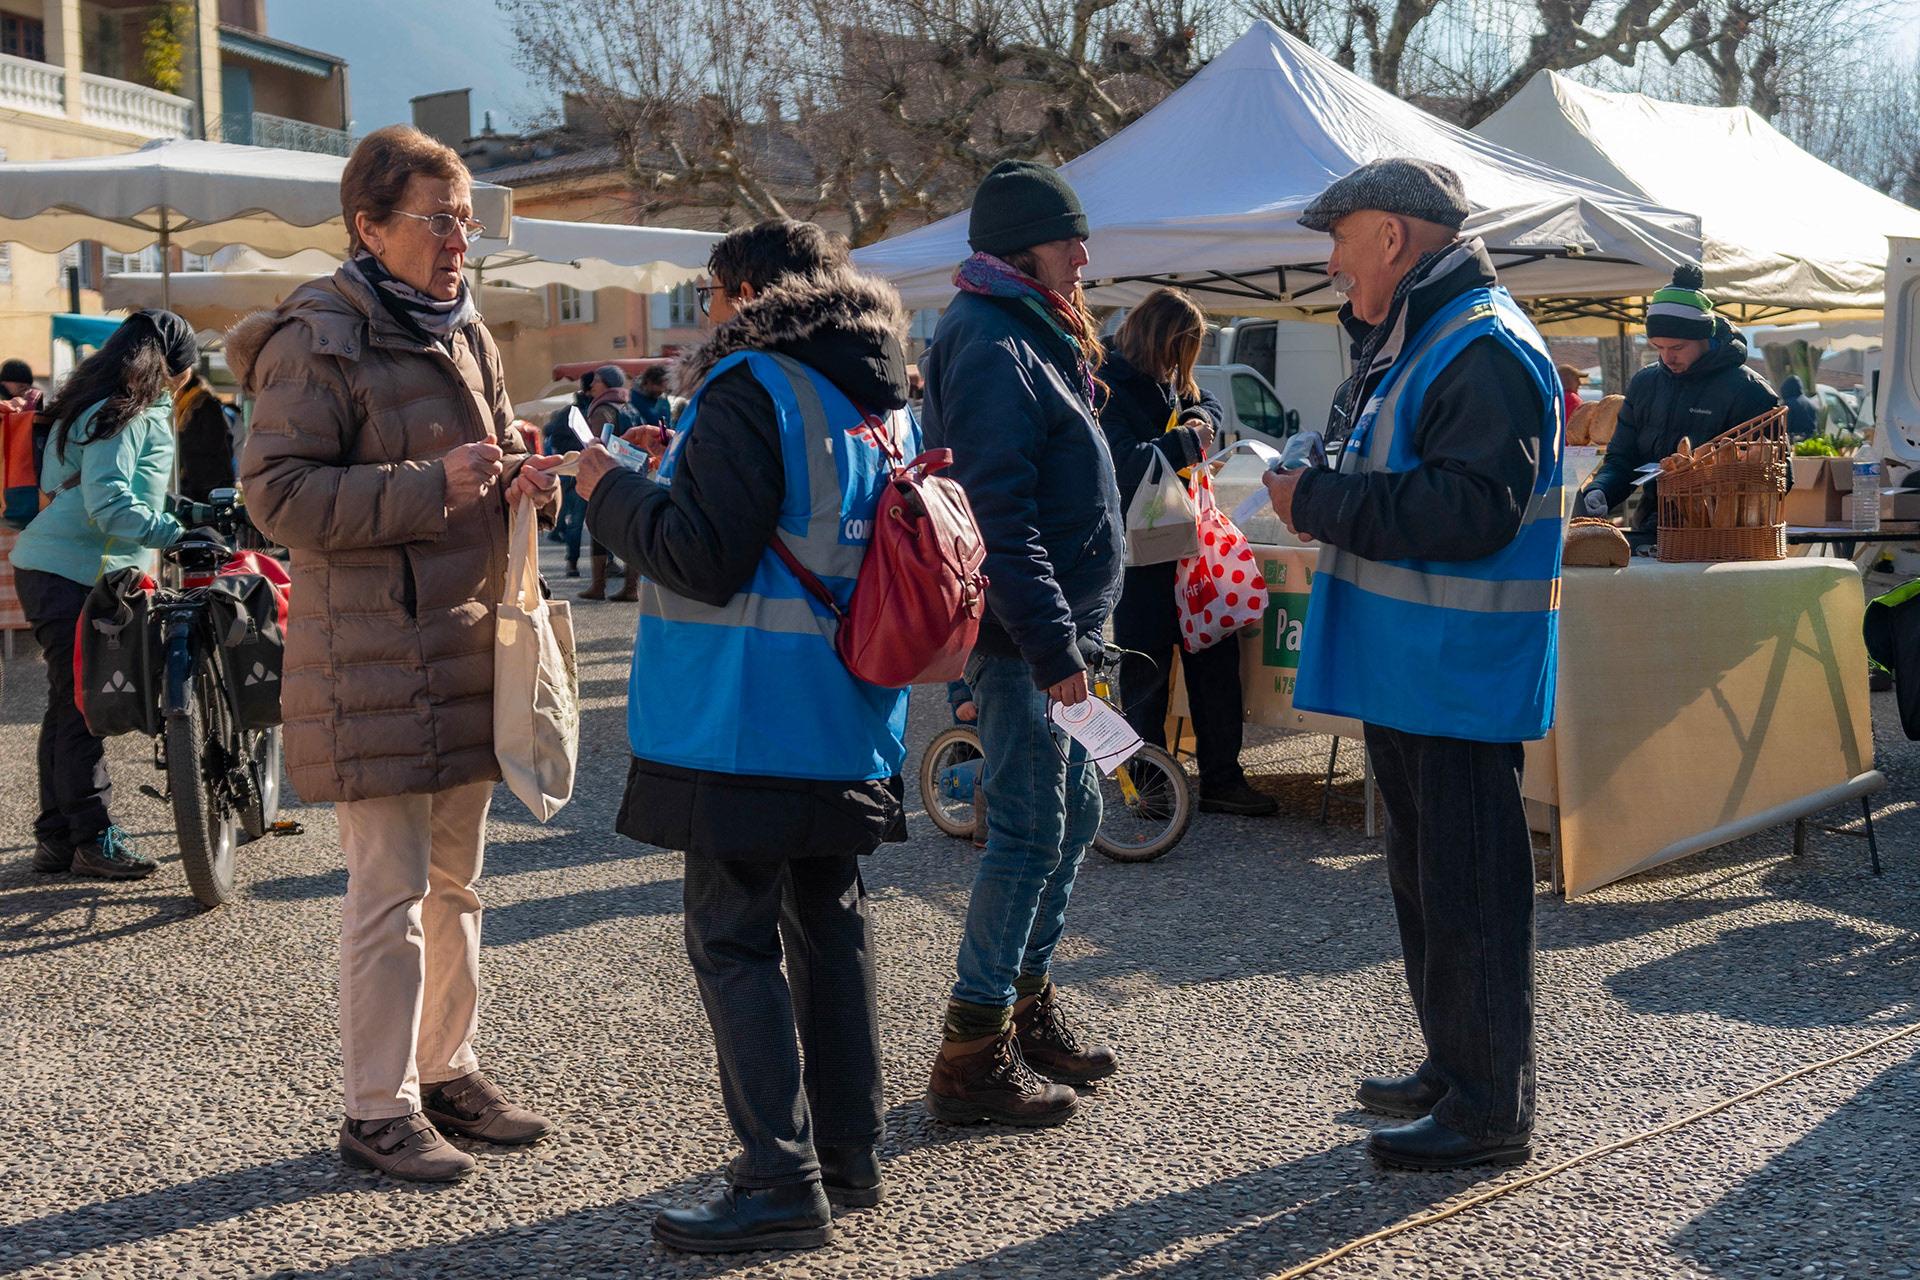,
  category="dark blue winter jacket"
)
[921,291,1124,690]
